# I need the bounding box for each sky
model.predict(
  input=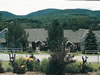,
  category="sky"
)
[0,0,100,15]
